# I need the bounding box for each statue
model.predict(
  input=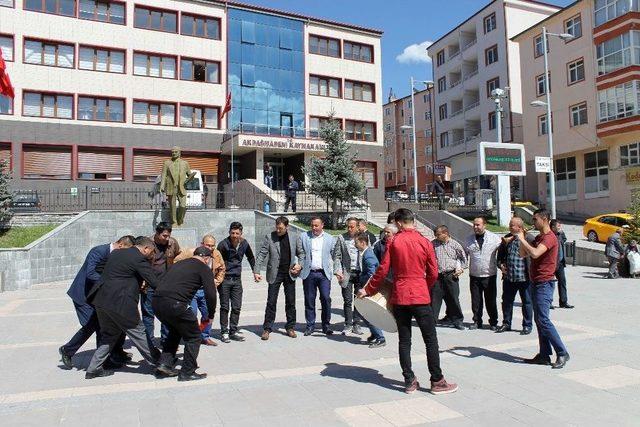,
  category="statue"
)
[160,146,195,226]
